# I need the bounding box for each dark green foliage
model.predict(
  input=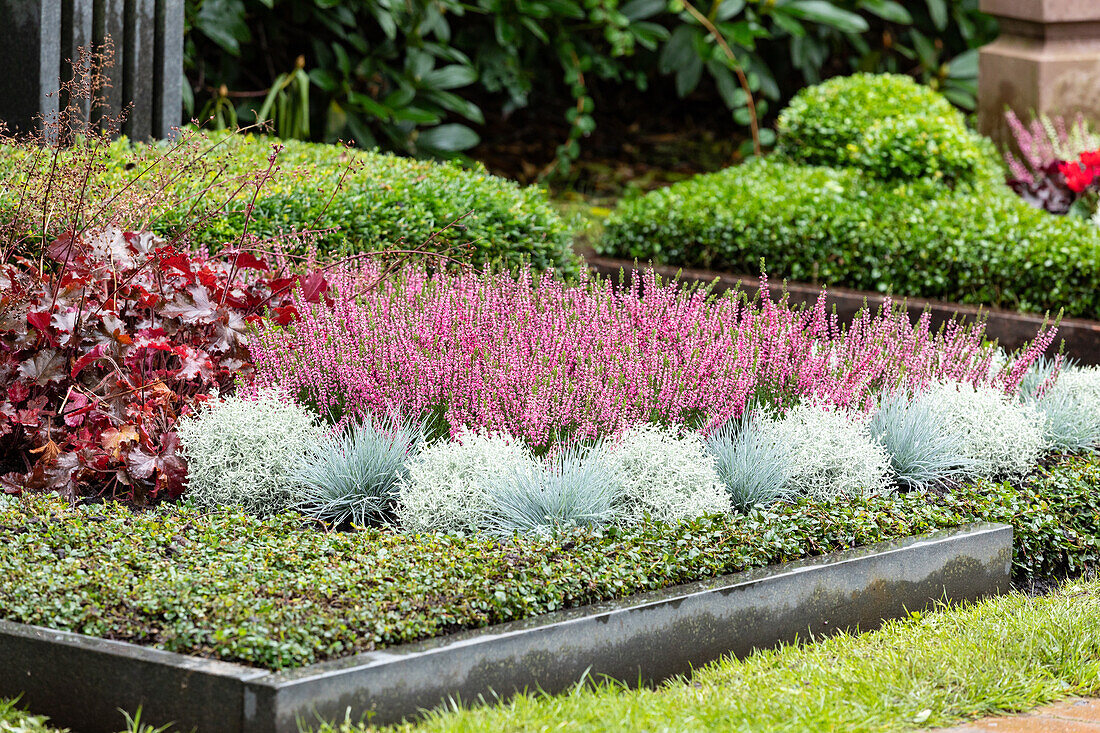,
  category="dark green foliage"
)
[0,134,577,275]
[2,455,1097,670]
[598,157,1100,319]
[184,0,996,166]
